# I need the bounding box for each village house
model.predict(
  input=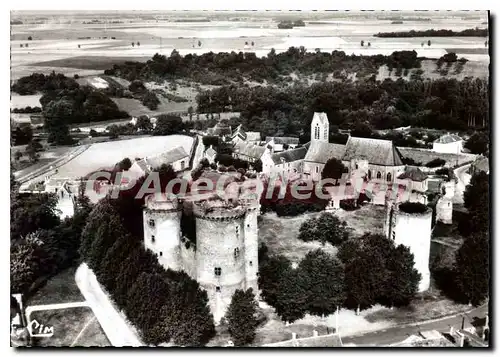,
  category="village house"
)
[127,146,190,181]
[432,134,463,154]
[262,146,308,175]
[264,136,300,153]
